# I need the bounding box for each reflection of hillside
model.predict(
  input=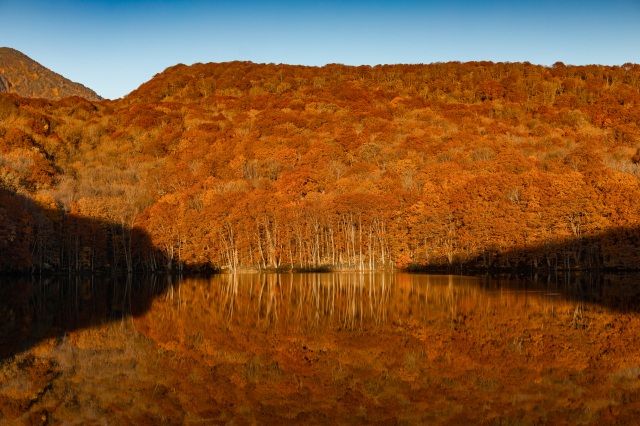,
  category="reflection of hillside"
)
[0,274,169,361]
[142,272,640,338]
[5,270,639,362]
[155,273,397,331]
[599,274,640,311]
